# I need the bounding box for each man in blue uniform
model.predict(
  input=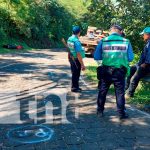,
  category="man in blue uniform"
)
[67,26,86,92]
[125,27,150,99]
[94,25,134,119]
